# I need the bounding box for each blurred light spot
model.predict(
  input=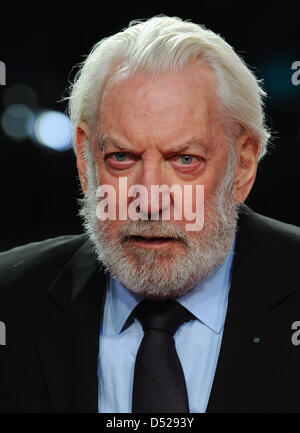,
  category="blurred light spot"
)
[2,83,38,109]
[33,110,72,151]
[1,103,34,140]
